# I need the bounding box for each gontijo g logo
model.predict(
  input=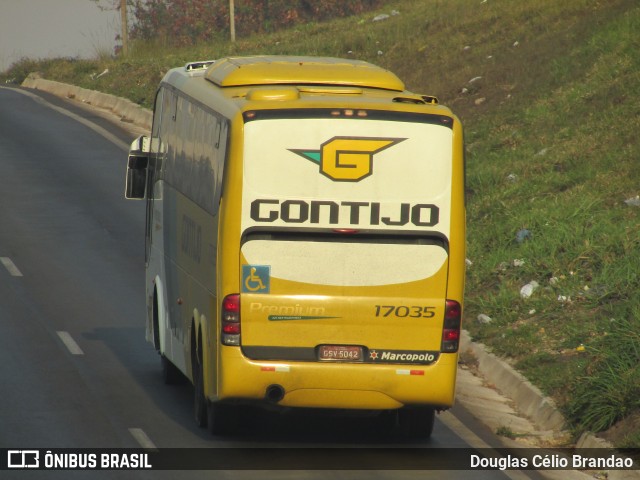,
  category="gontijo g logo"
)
[290,137,406,182]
